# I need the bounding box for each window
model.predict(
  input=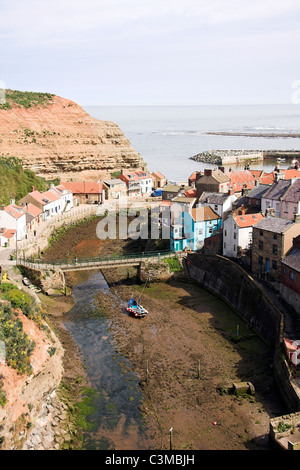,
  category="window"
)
[224,230,227,236]
[224,242,226,248]
[258,256,263,265]
[289,271,296,282]
[272,244,277,255]
[214,205,218,211]
[272,260,277,270]
[234,223,236,229]
[260,230,263,236]
[234,233,236,239]
[259,240,263,250]
[233,245,236,251]
[273,233,277,240]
